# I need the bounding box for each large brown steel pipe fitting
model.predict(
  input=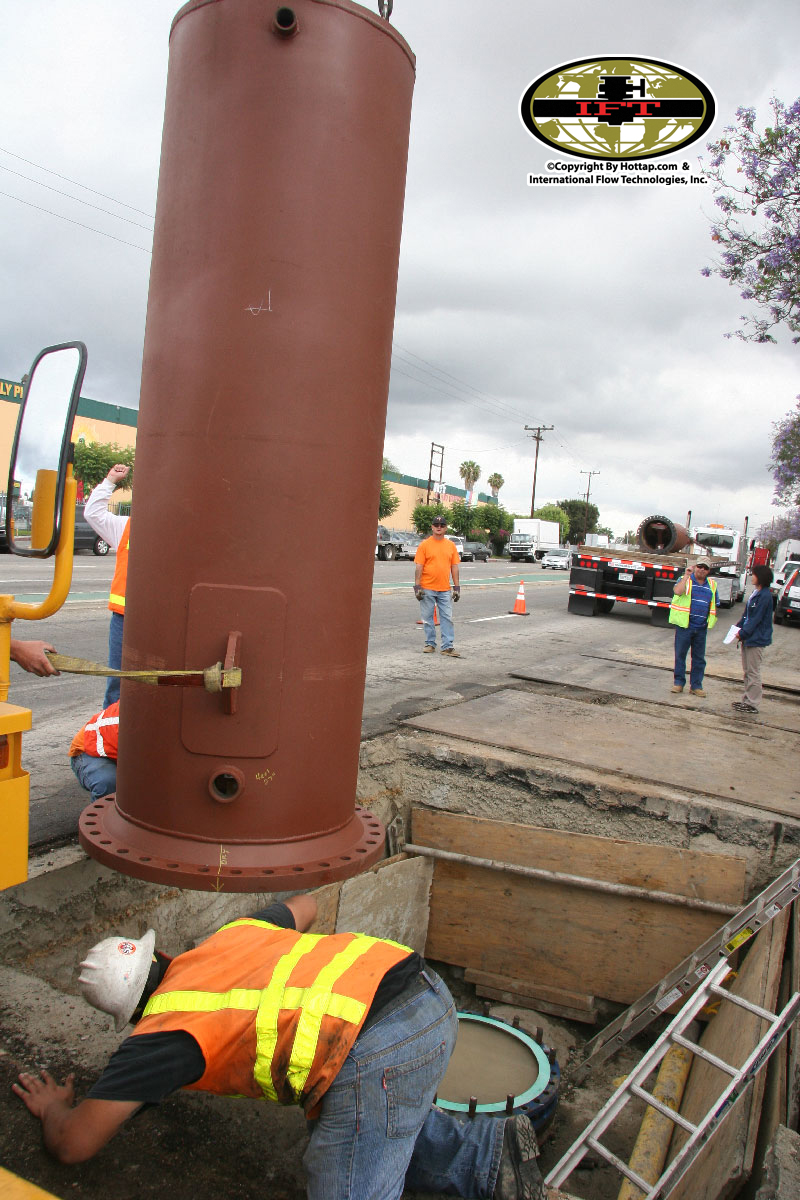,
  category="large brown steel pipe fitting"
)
[78,0,415,890]
[637,515,691,555]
